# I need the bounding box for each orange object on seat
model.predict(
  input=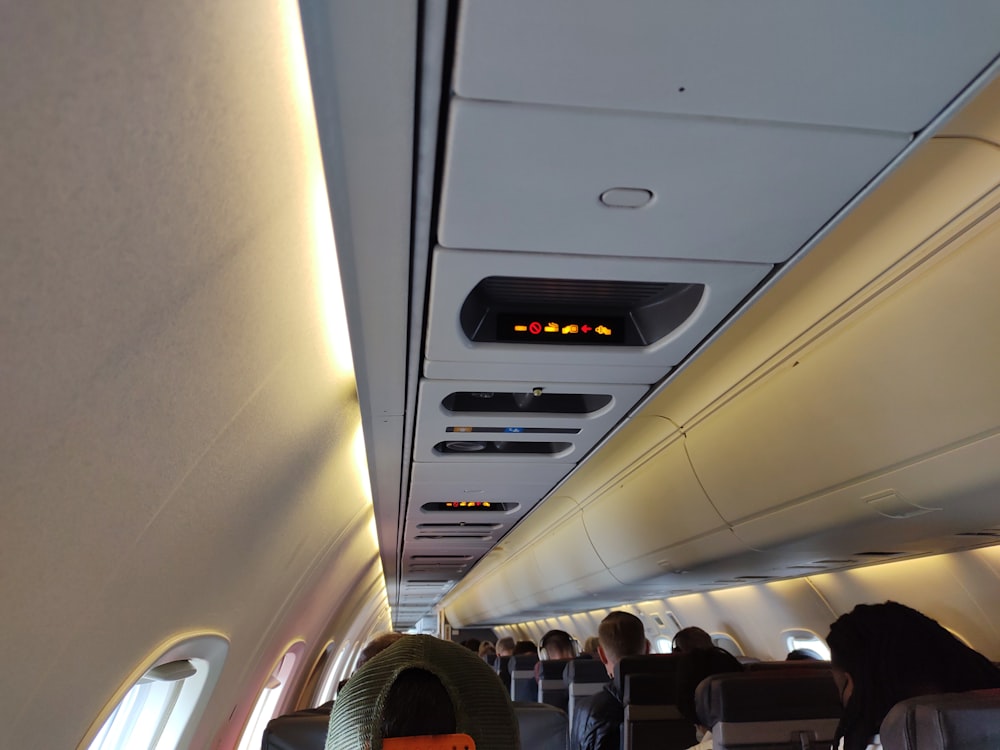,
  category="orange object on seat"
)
[383,733,477,750]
